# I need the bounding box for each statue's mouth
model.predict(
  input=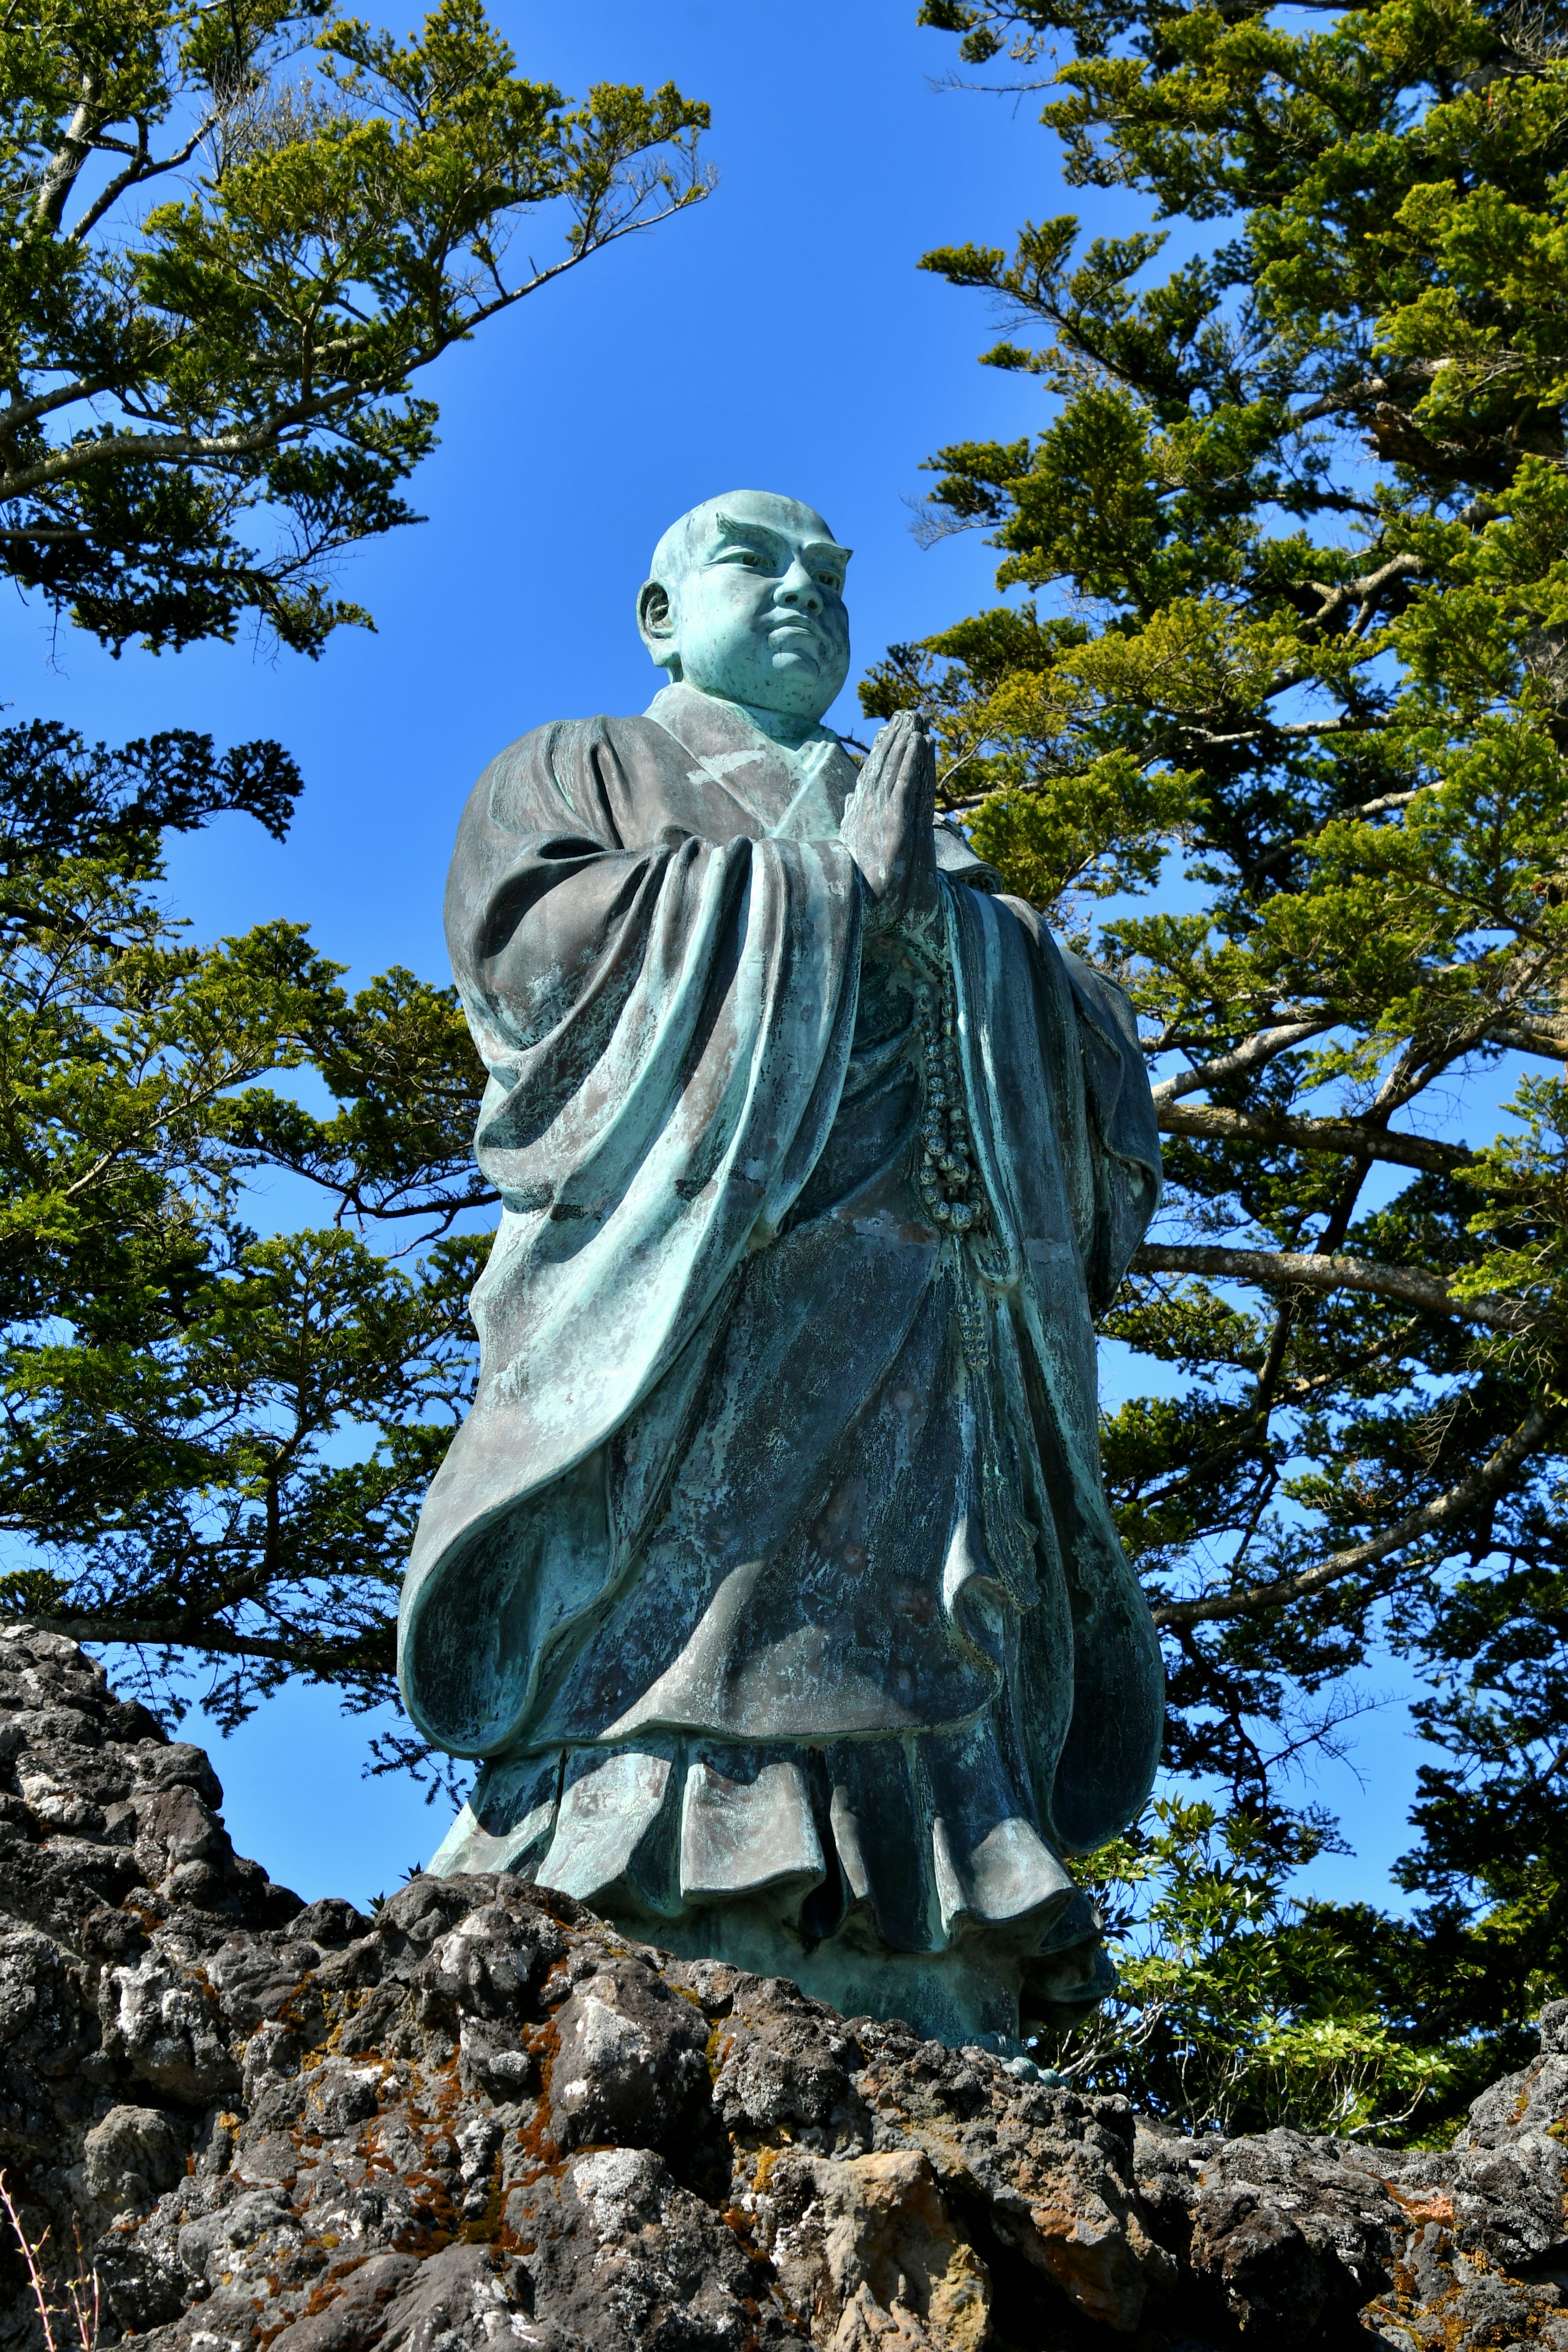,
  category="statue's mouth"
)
[766,615,824,648]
